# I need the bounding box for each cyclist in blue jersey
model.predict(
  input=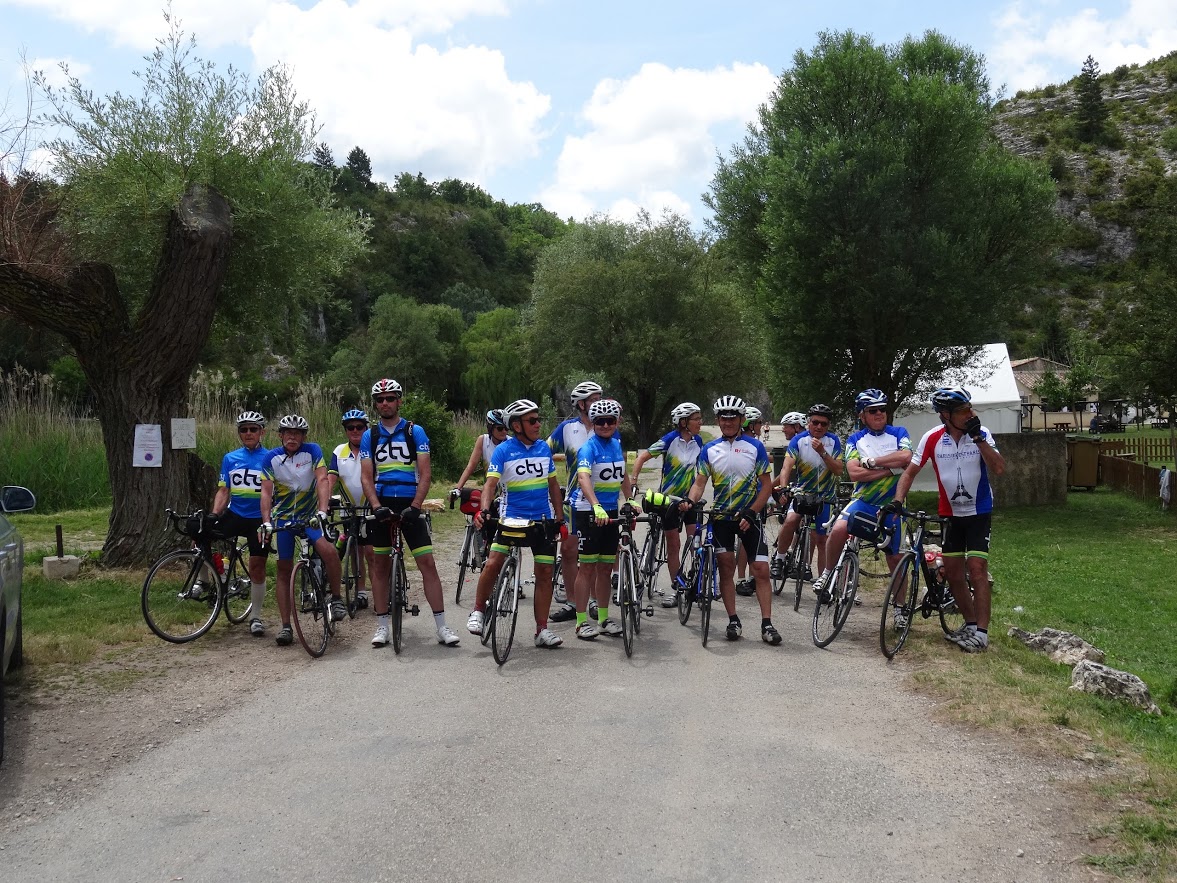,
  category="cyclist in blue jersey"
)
[467,399,565,648]
[359,379,460,648]
[817,390,912,601]
[258,415,345,646]
[890,386,1005,652]
[773,403,843,585]
[630,401,704,607]
[454,409,509,491]
[679,395,782,645]
[546,380,604,622]
[328,408,375,609]
[735,406,767,595]
[211,410,271,637]
[570,398,633,639]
